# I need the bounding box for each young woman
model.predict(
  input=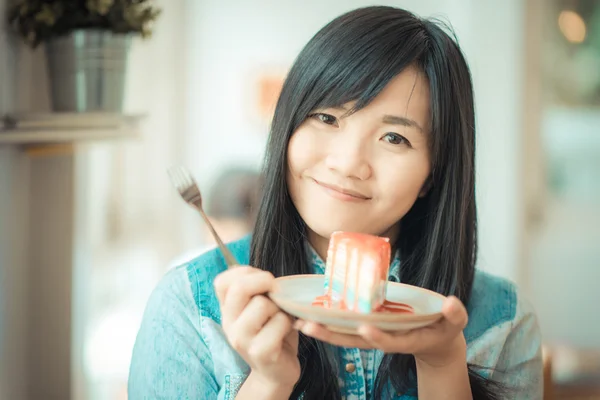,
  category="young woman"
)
[129,6,543,400]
